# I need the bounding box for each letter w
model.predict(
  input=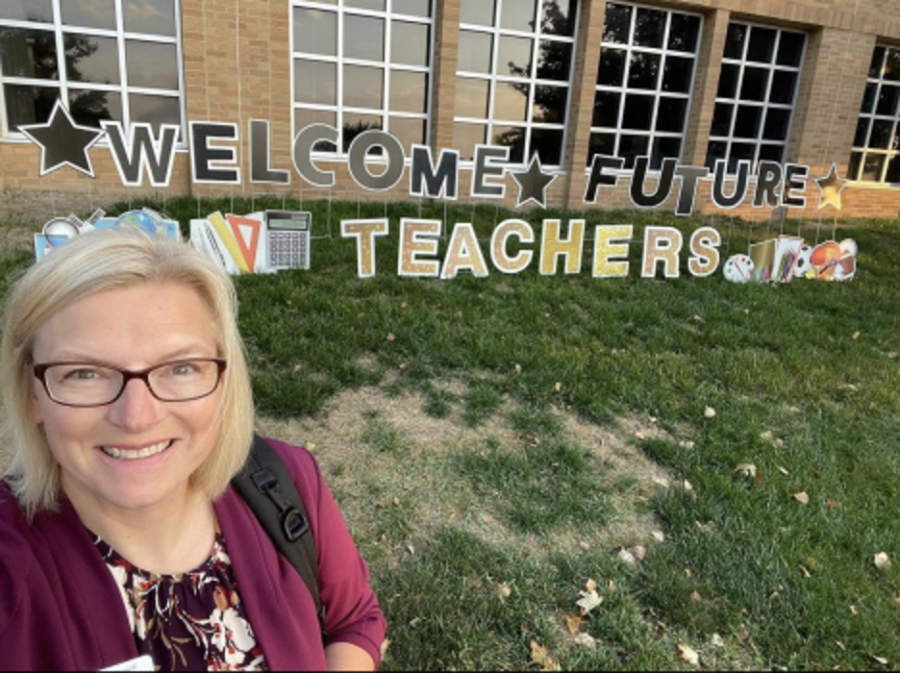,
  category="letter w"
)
[102,121,180,188]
